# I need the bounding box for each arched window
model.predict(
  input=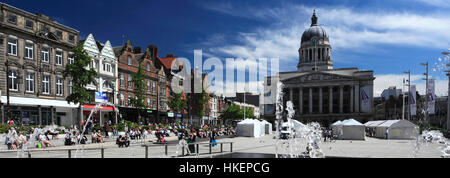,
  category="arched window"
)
[127,55,132,65]
[146,62,151,71]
